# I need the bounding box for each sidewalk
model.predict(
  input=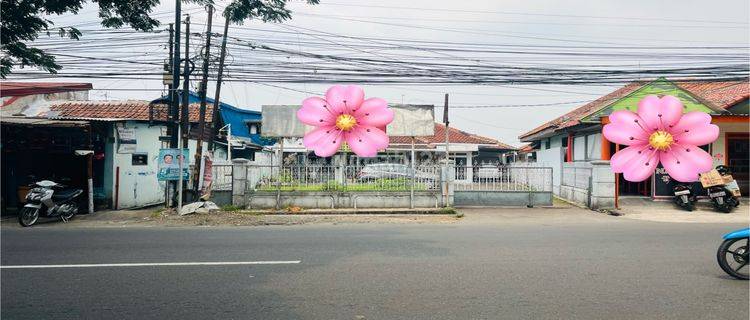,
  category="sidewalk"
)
[616,197,750,223]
